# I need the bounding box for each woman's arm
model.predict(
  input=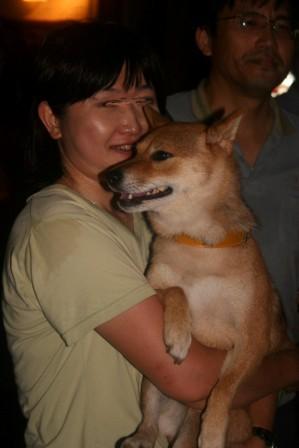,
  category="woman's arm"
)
[96,294,299,408]
[239,394,278,448]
